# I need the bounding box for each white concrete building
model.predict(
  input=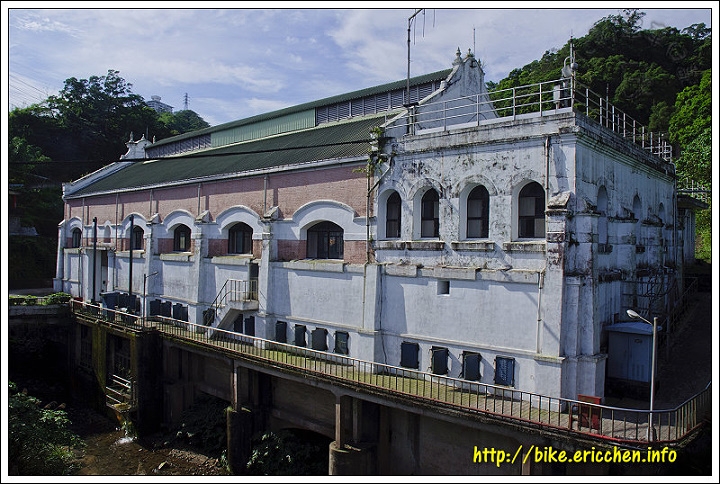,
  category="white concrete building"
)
[55,48,700,402]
